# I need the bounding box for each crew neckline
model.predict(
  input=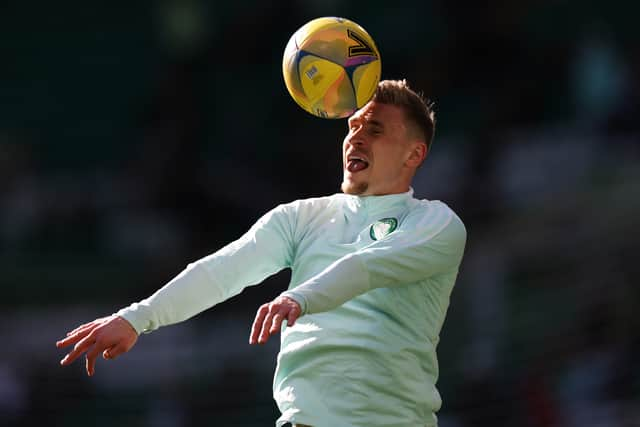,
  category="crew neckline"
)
[340,187,415,215]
